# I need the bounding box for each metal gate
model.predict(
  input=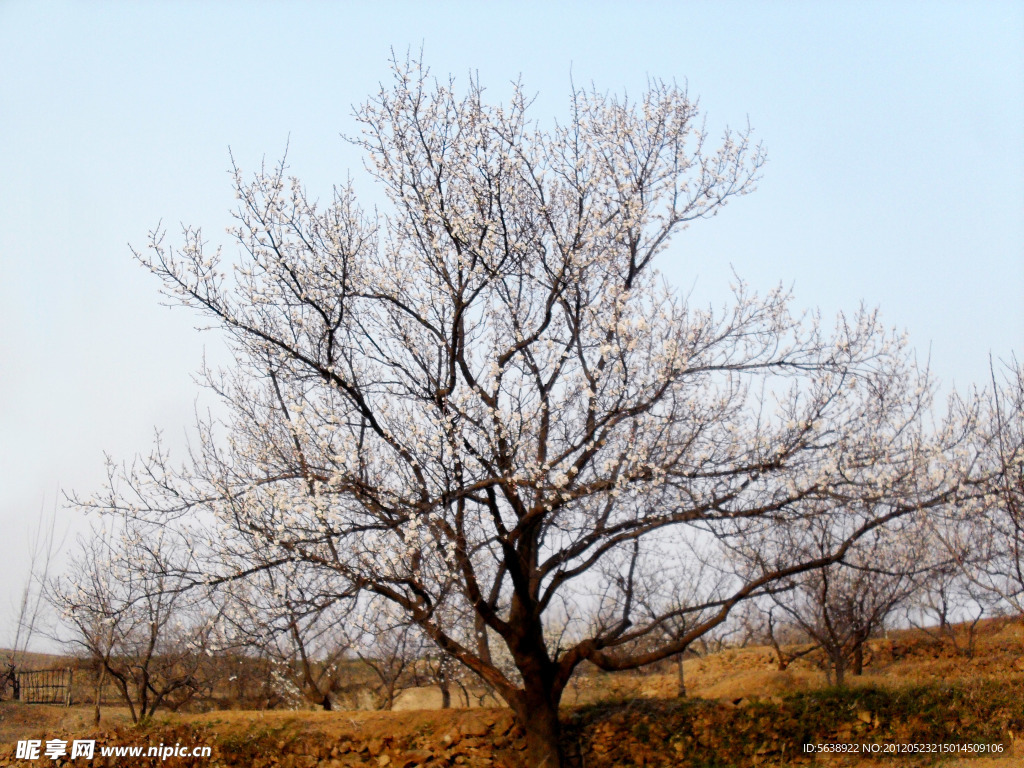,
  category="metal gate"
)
[15,667,73,705]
